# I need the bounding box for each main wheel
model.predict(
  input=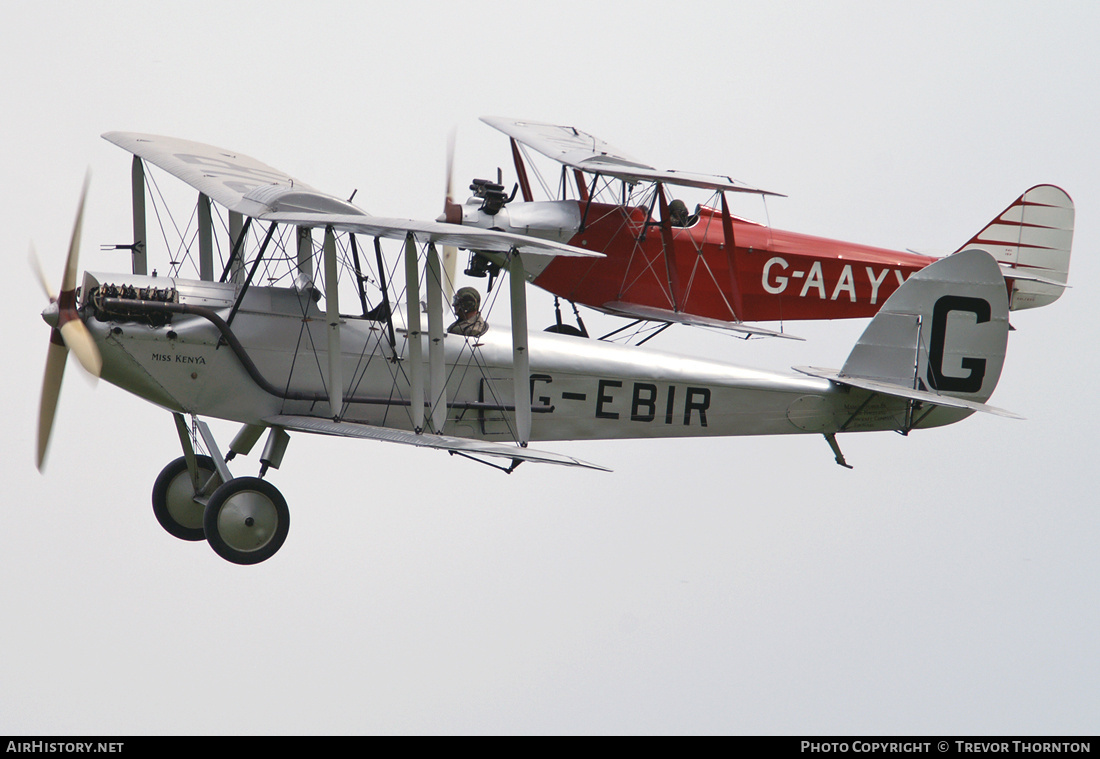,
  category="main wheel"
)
[203,477,290,565]
[151,455,222,542]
